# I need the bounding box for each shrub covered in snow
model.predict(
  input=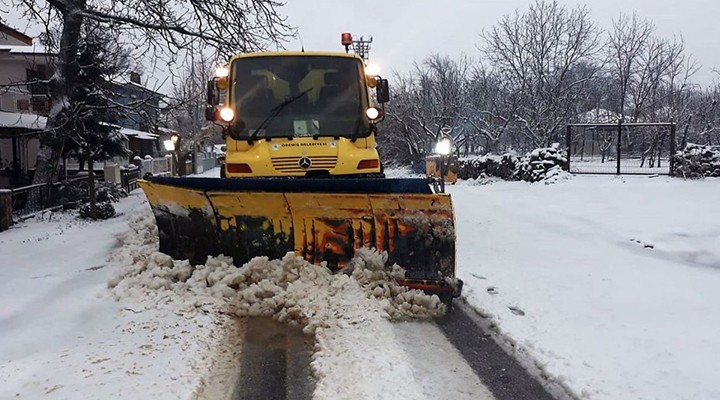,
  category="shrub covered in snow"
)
[55,179,125,219]
[79,201,116,220]
[95,181,128,203]
[515,144,569,182]
[456,145,570,183]
[671,143,720,179]
[457,153,519,180]
[56,179,126,206]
